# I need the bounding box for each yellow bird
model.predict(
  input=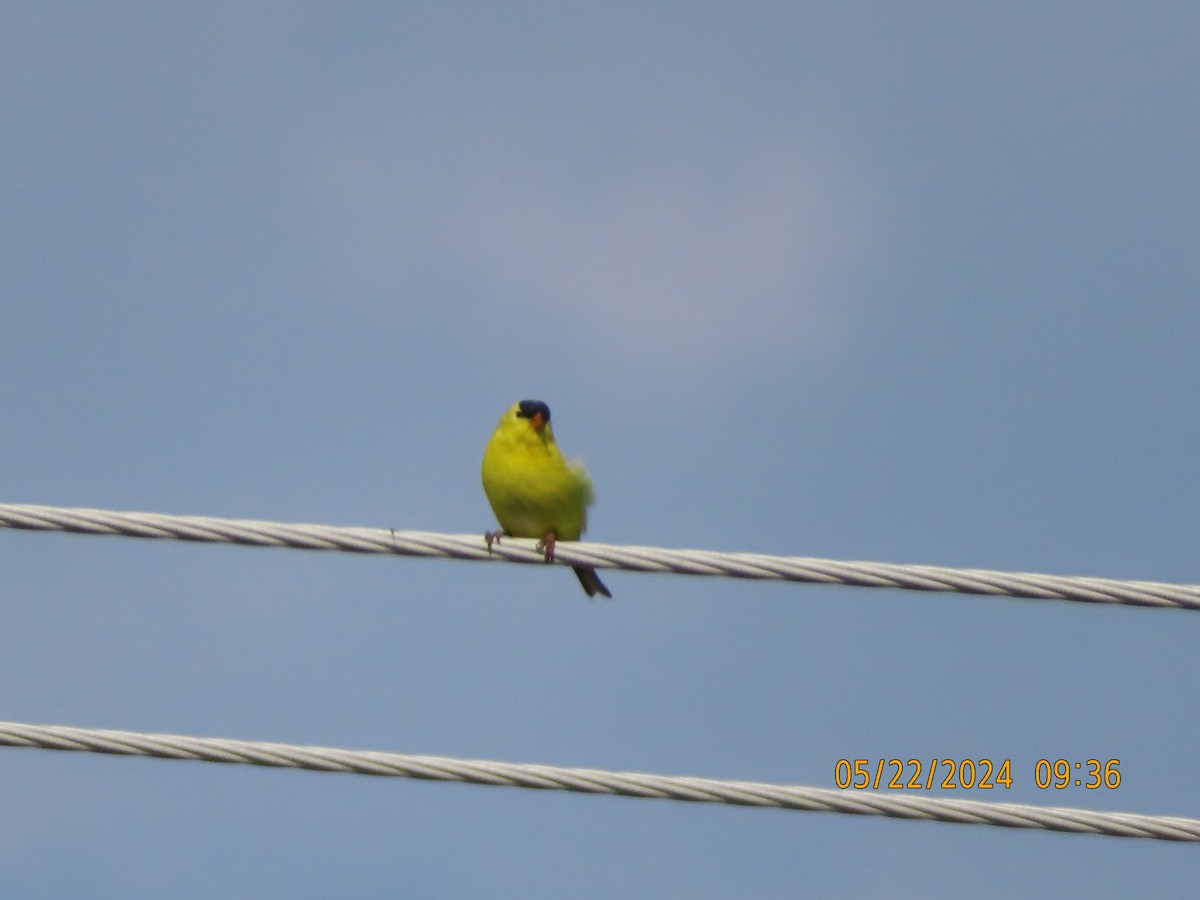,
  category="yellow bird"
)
[481,399,612,598]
